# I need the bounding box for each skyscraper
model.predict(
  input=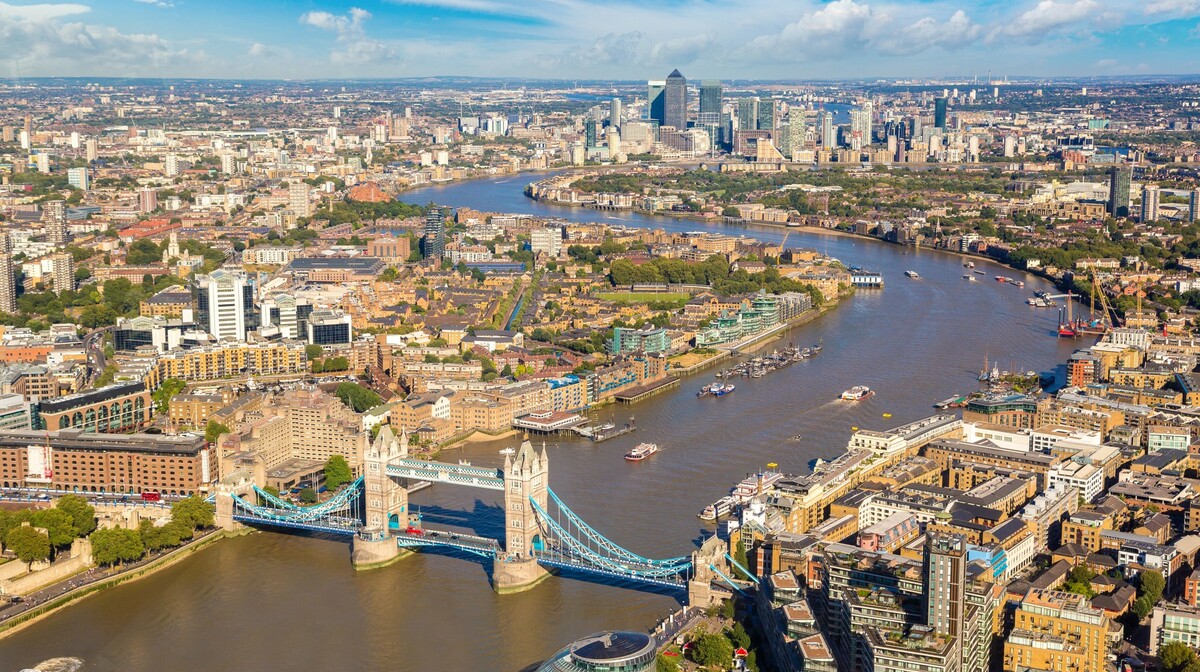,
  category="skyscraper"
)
[926,533,966,641]
[43,201,68,247]
[1108,166,1131,218]
[584,119,598,149]
[663,69,687,130]
[0,232,15,314]
[737,98,759,132]
[139,187,158,214]
[423,208,446,260]
[67,167,89,191]
[819,111,836,148]
[196,270,248,341]
[288,182,311,218]
[609,97,622,130]
[646,80,665,126]
[756,98,778,132]
[698,80,722,125]
[934,98,948,130]
[1189,189,1199,223]
[1142,184,1161,223]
